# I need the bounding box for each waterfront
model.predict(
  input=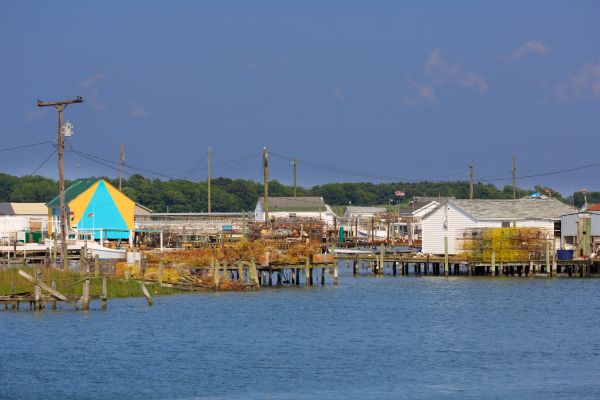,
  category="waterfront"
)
[2,271,600,399]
